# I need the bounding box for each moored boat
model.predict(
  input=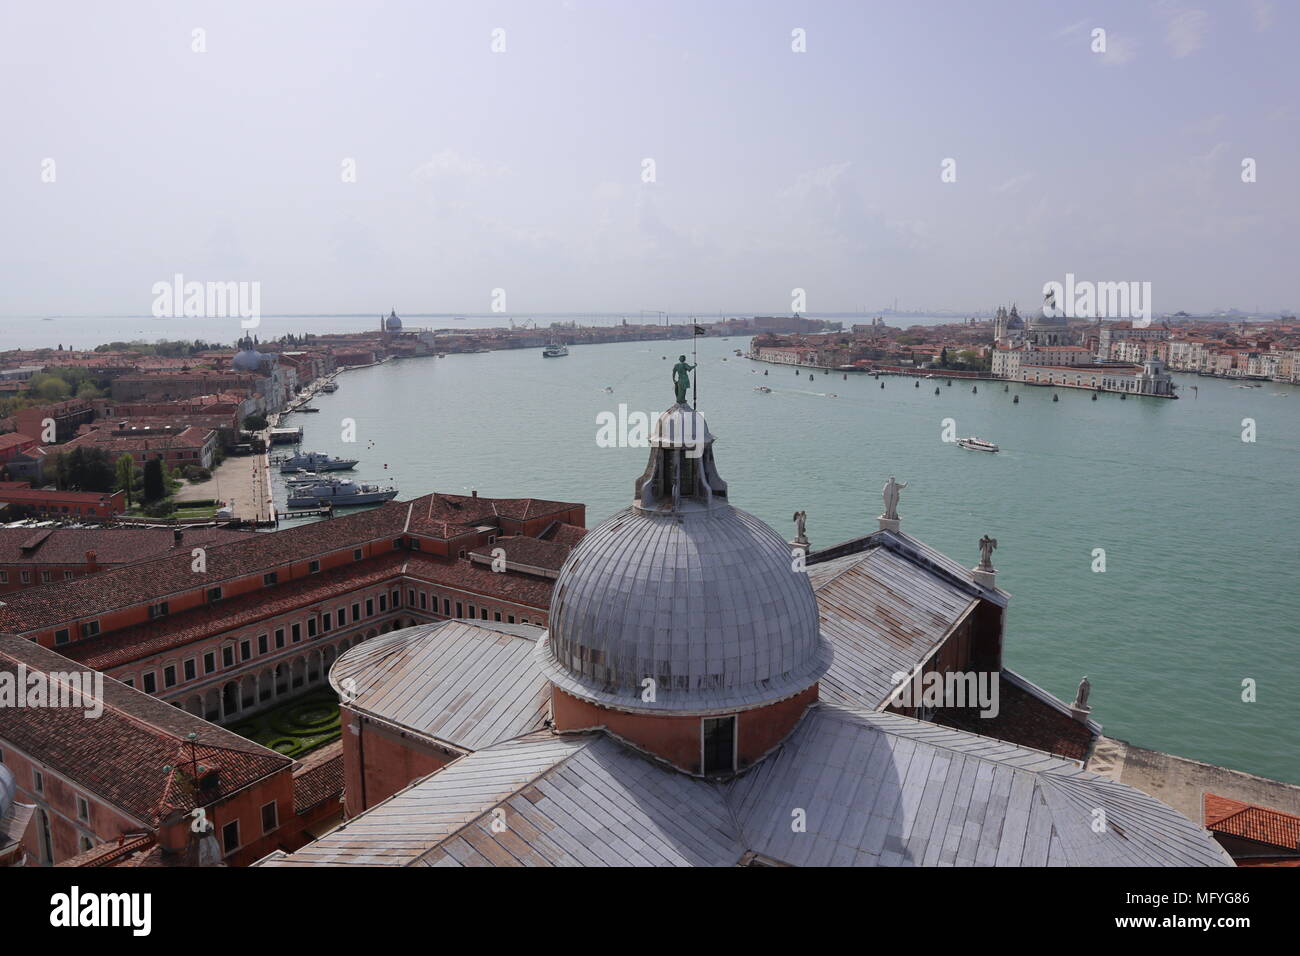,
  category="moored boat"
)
[287,480,398,508]
[279,451,359,474]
